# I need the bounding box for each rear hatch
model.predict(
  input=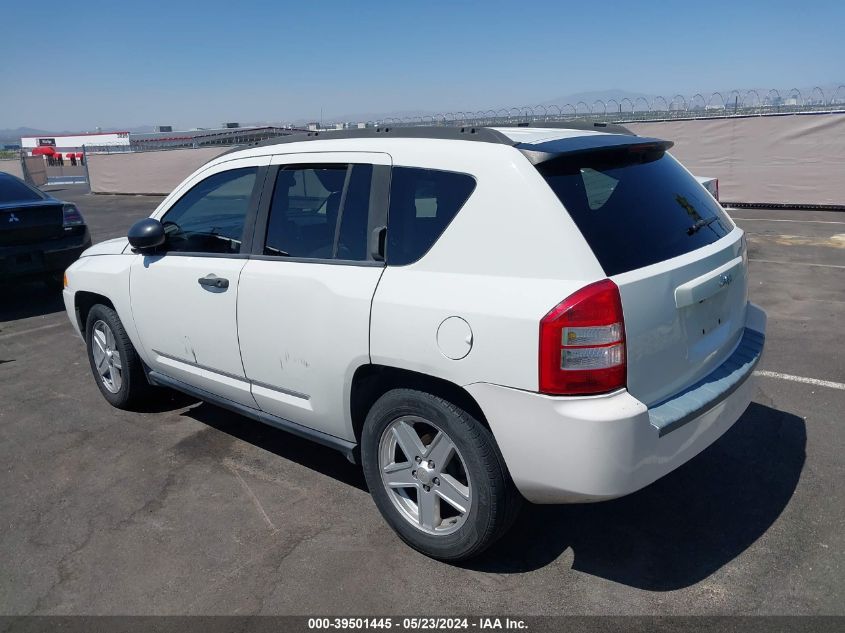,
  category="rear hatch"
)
[0,201,65,246]
[532,137,747,406]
